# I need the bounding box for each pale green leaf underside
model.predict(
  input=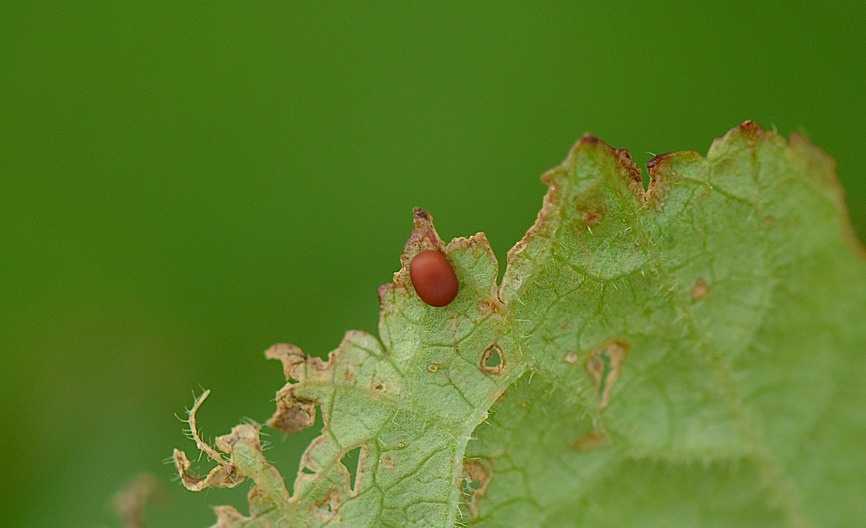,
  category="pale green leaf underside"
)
[175,122,866,527]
